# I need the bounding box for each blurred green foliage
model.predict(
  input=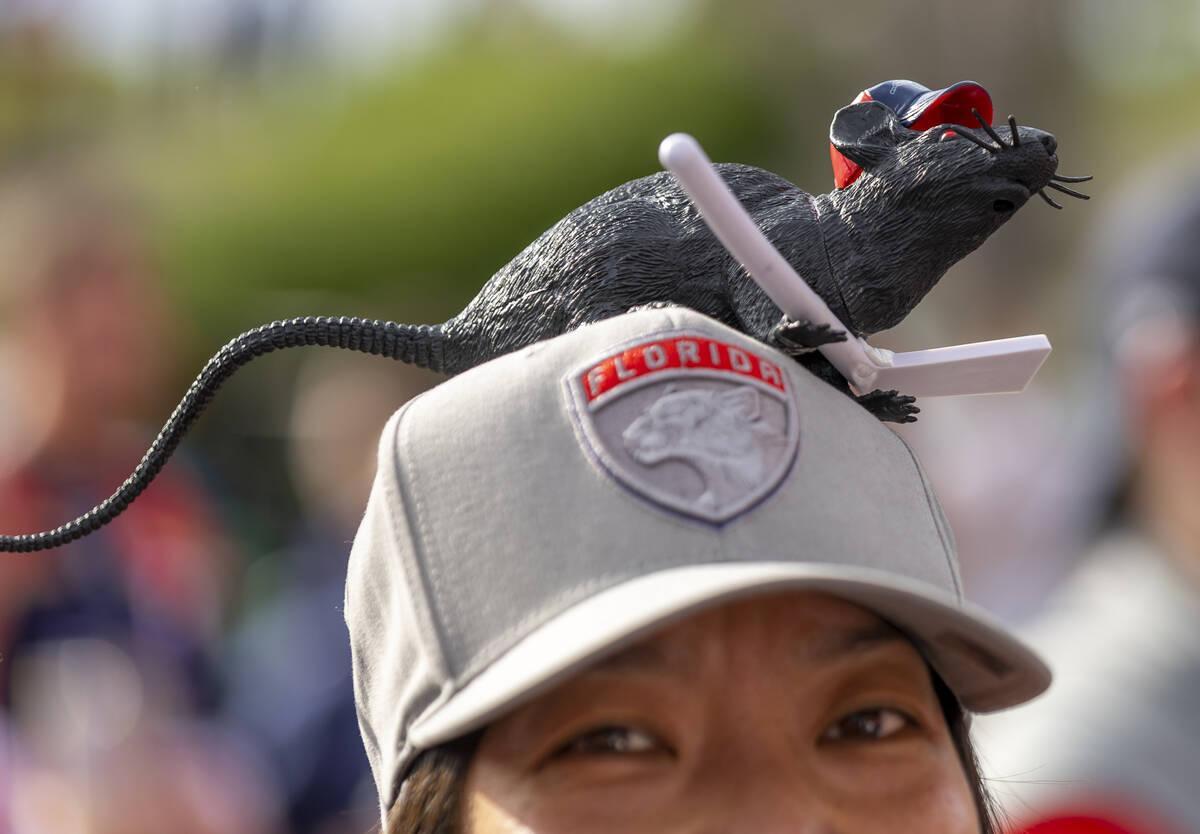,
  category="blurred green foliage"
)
[0,25,117,154]
[133,34,782,349]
